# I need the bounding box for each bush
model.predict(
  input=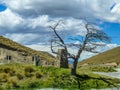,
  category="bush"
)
[4,67,11,73]
[16,73,24,80]
[18,78,41,88]
[9,70,16,76]
[80,79,108,89]
[28,81,41,88]
[24,66,35,73]
[7,77,19,88]
[89,66,116,72]
[25,72,34,77]
[0,73,8,82]
[35,72,42,79]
